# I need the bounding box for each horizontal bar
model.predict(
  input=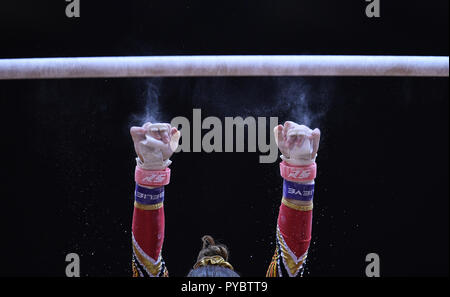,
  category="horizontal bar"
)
[0,55,448,79]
